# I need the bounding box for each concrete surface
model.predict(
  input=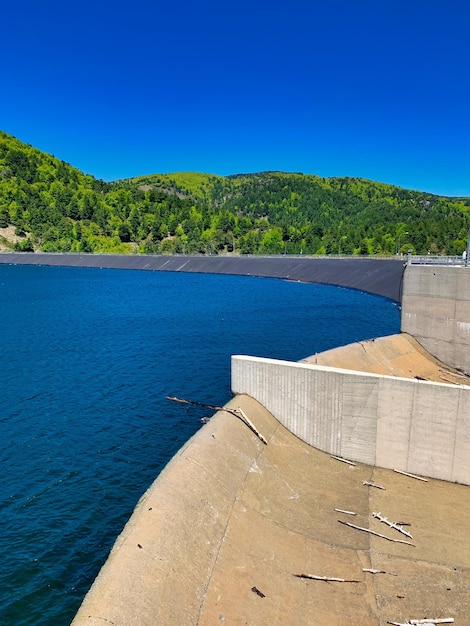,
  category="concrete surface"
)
[401,264,470,371]
[0,253,405,301]
[72,394,470,625]
[232,334,470,484]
